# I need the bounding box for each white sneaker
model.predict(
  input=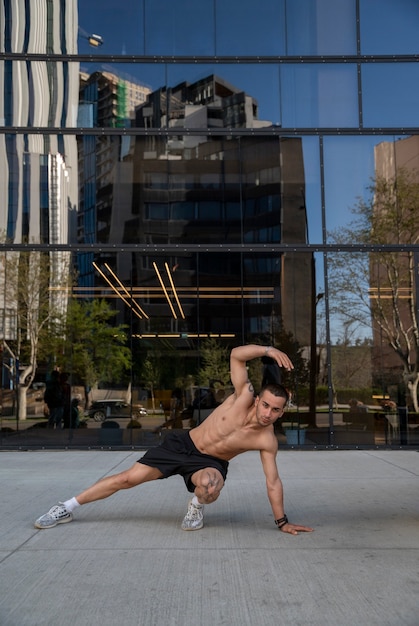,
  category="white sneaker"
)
[34,503,73,529]
[181,499,204,531]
